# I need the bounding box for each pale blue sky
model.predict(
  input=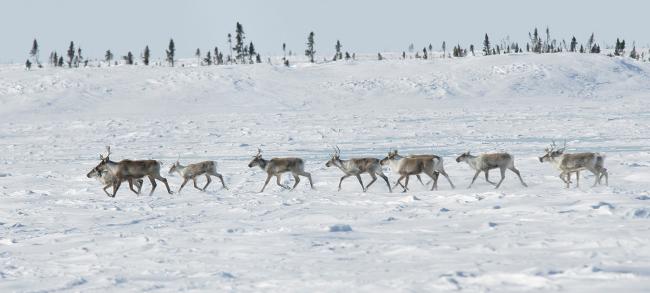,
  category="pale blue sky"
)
[2,0,647,63]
